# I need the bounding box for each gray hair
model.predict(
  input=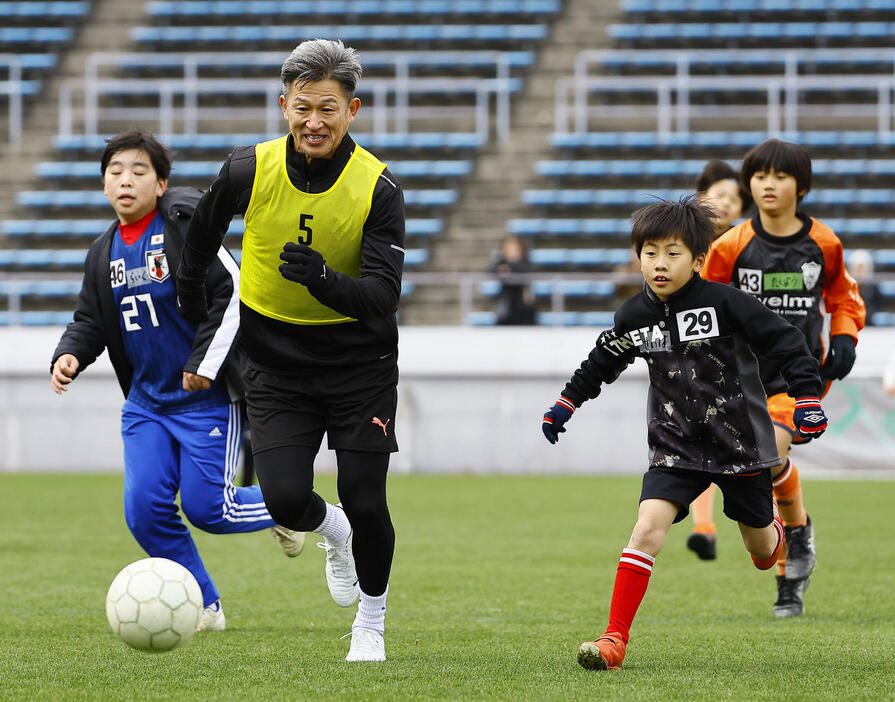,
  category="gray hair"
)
[281,39,363,99]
